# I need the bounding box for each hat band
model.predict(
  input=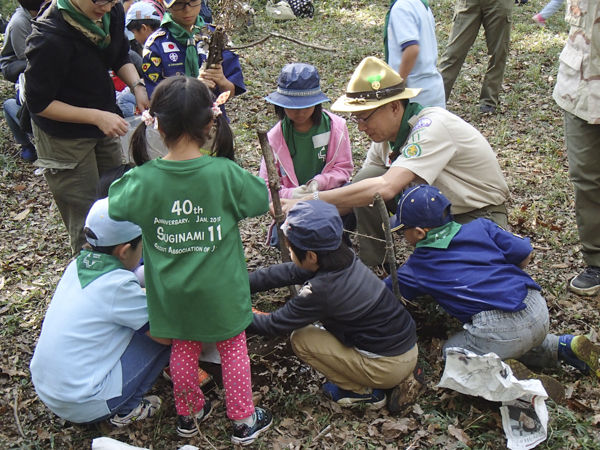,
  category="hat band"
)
[346,82,405,100]
[276,86,323,97]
